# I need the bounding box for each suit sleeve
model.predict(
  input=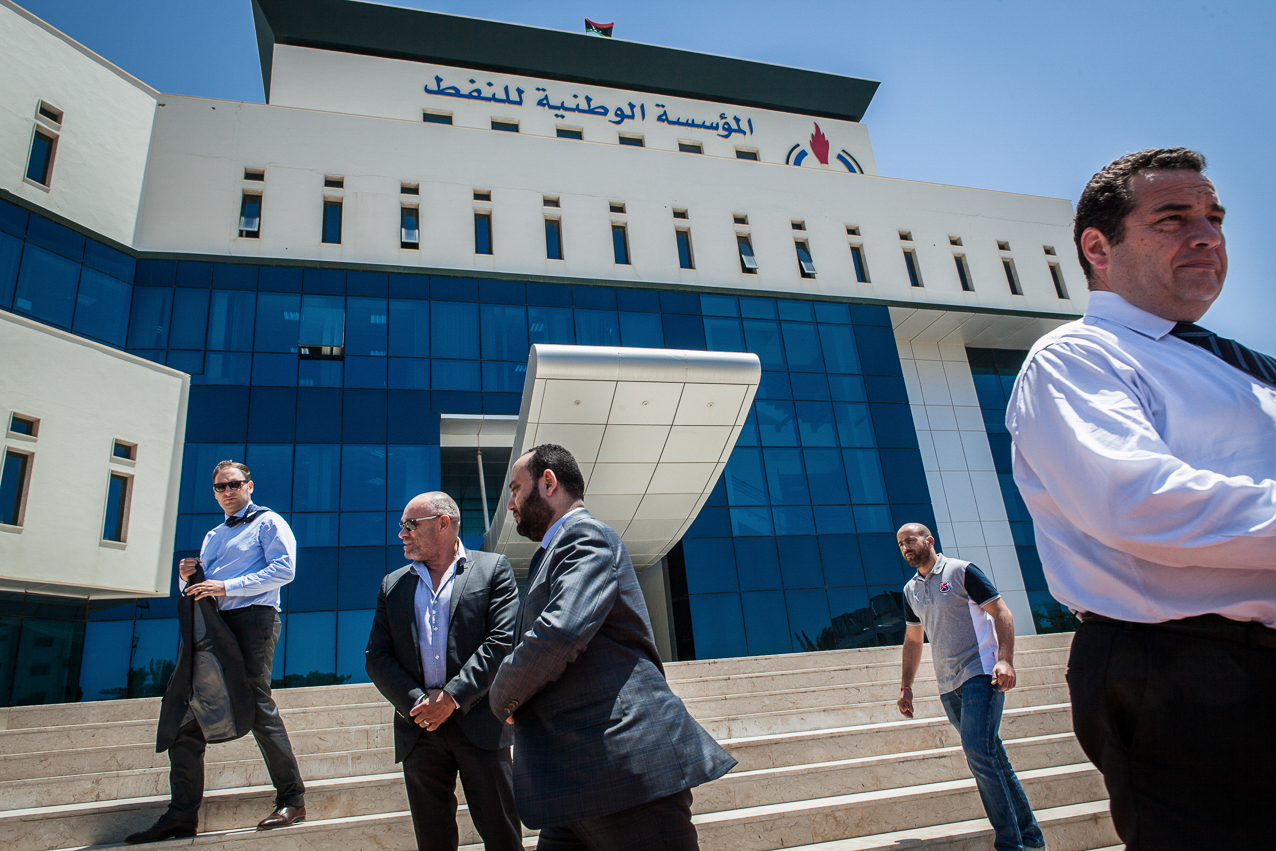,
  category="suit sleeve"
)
[365,575,426,719]
[490,521,619,718]
[443,555,519,714]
